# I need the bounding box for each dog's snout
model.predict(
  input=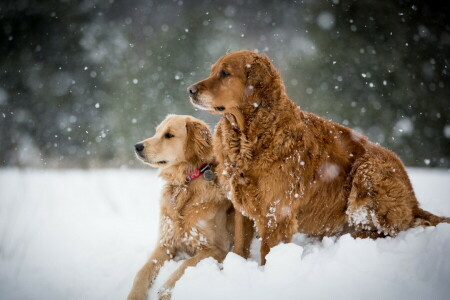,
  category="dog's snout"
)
[135,143,144,152]
[187,85,198,96]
